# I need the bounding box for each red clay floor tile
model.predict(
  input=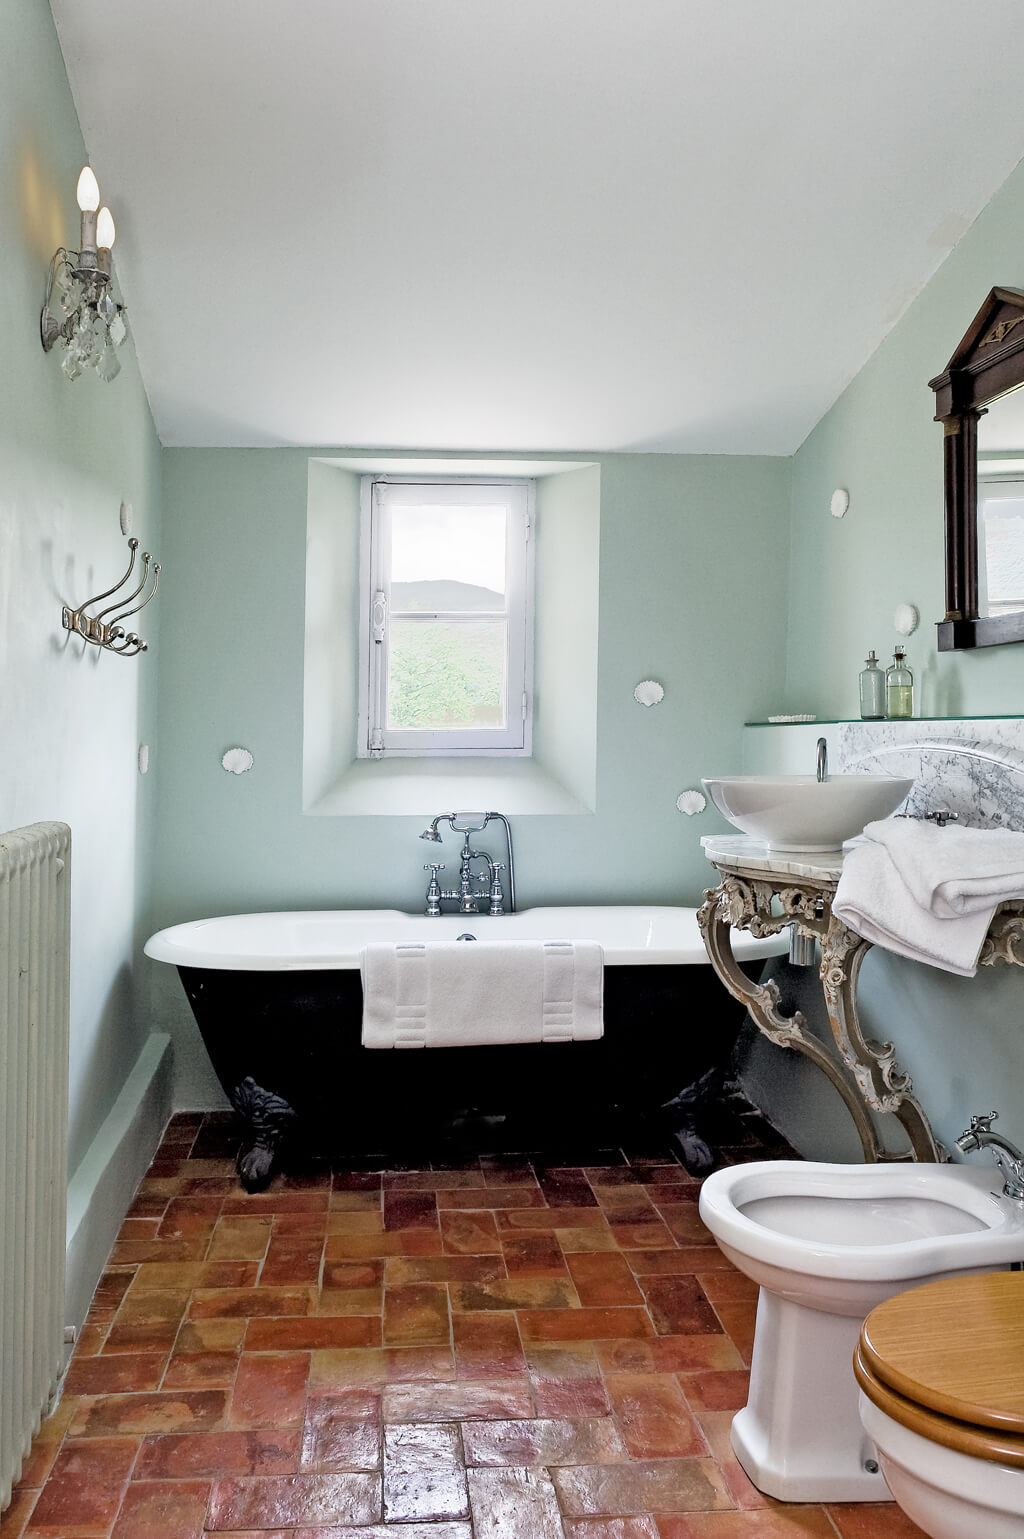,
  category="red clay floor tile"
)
[206,1472,380,1529]
[109,1478,210,1539]
[133,1429,302,1479]
[21,1438,137,1532]
[228,1352,310,1428]
[382,1421,469,1522]
[452,1311,528,1379]
[6,1108,919,1539]
[605,1372,708,1459]
[466,1464,565,1538]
